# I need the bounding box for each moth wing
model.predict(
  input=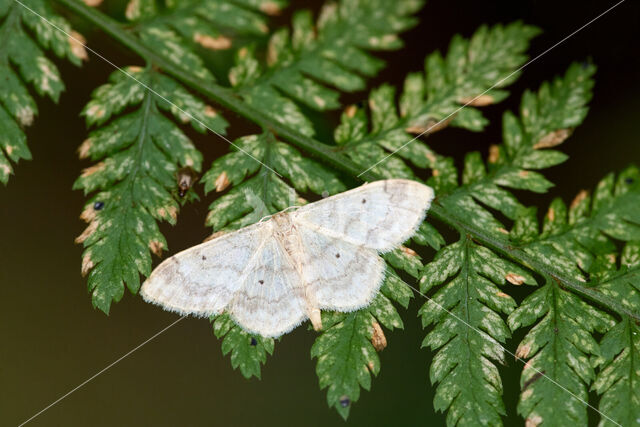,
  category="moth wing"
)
[293,179,434,252]
[227,237,307,338]
[140,221,269,317]
[296,224,385,311]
